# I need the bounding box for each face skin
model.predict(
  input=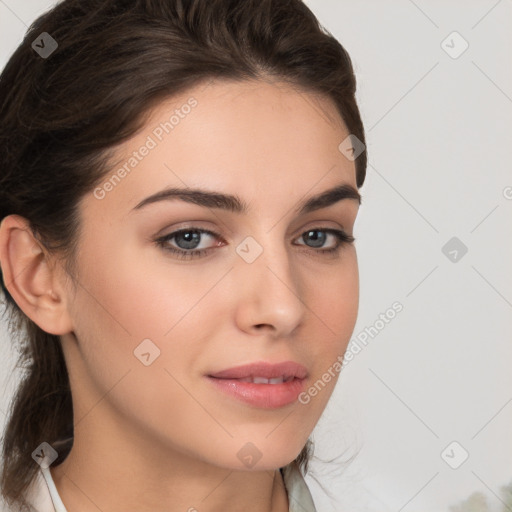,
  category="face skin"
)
[0,77,361,512]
